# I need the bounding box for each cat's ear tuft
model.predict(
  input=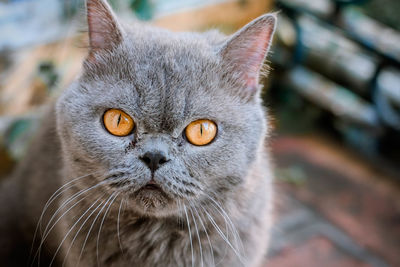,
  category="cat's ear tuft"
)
[219,13,277,97]
[86,0,123,58]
